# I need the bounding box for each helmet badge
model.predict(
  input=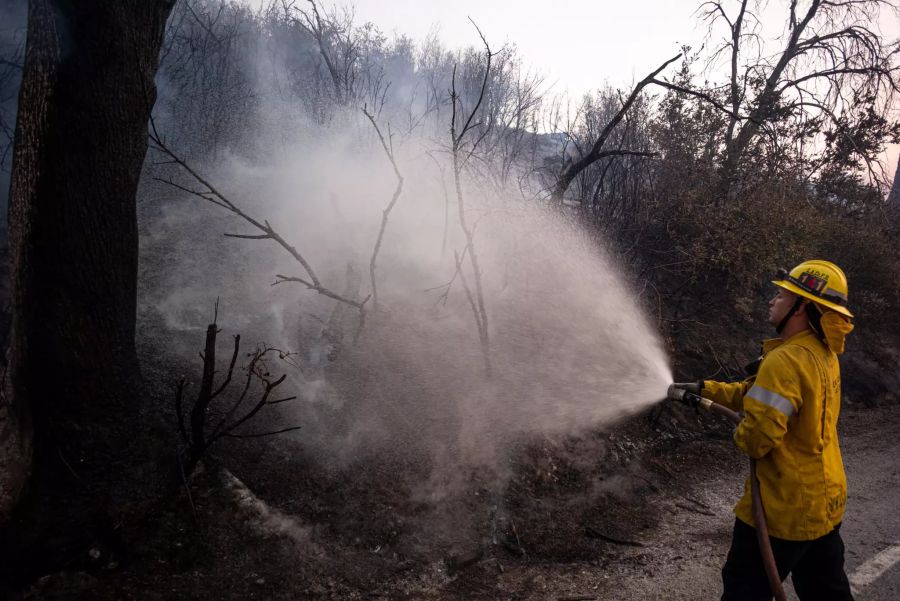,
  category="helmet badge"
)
[798,272,827,294]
